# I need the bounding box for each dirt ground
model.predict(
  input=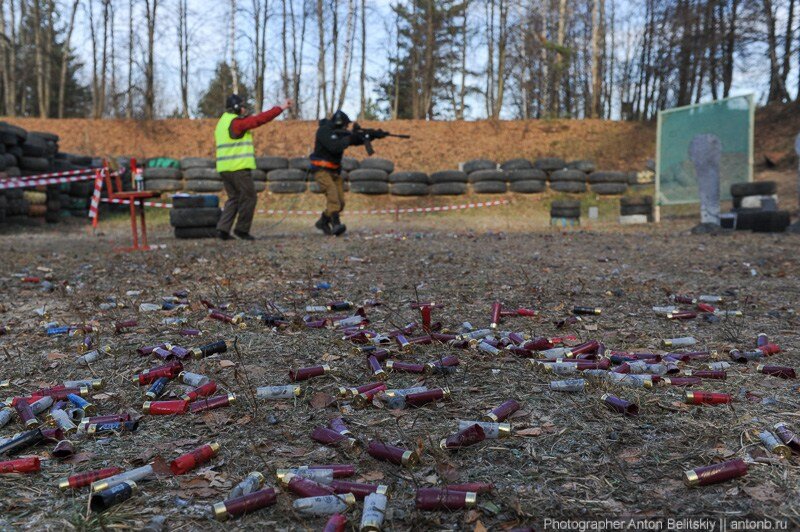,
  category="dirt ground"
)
[1,178,800,531]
